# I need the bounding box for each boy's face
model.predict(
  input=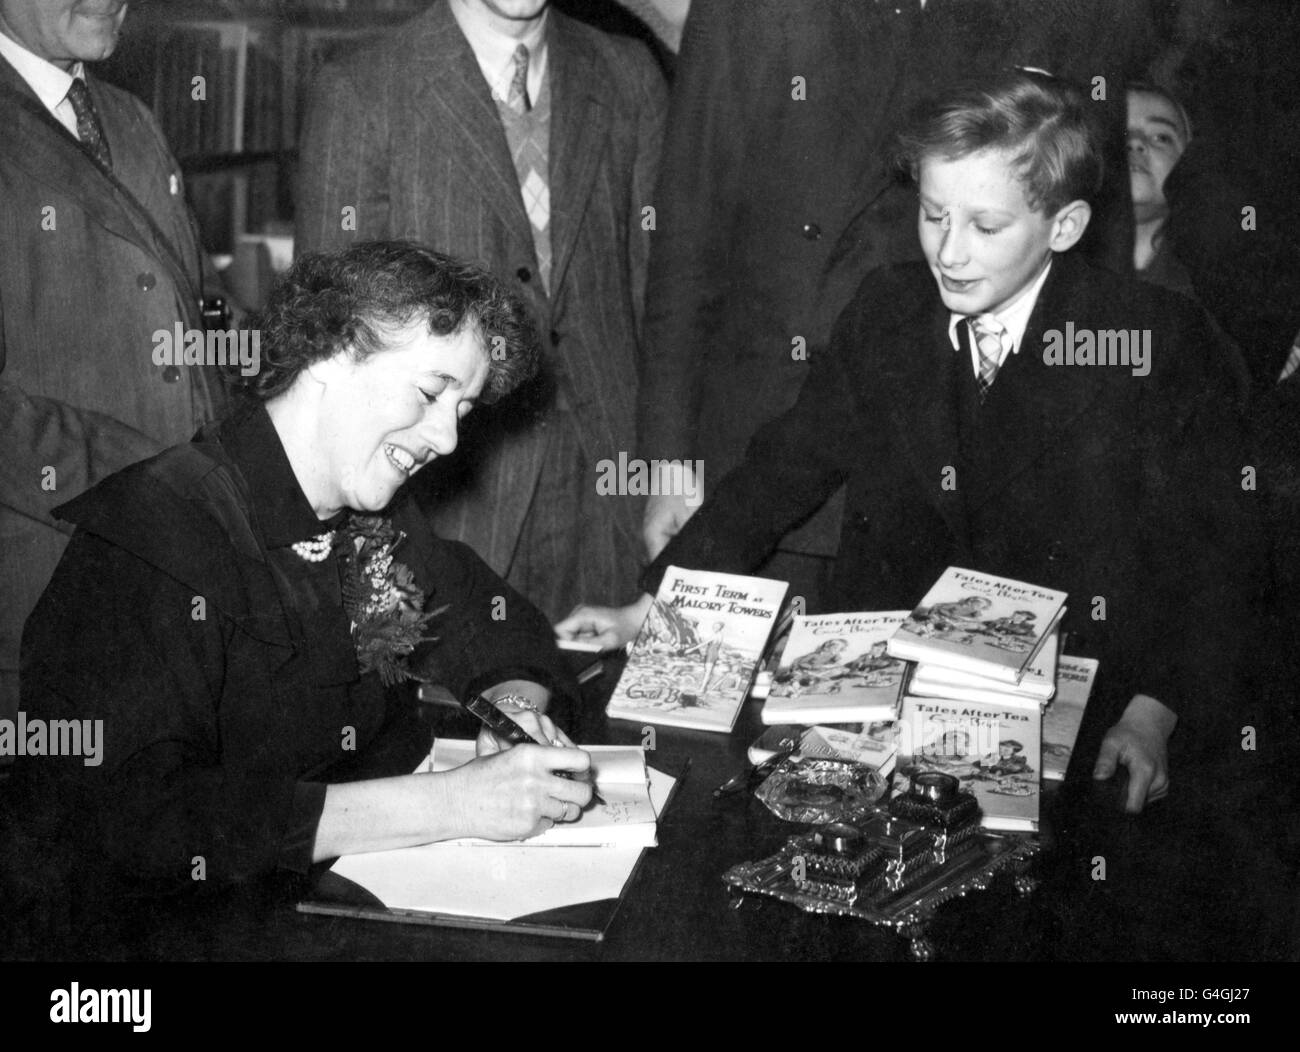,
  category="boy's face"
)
[918,148,1080,317]
[1128,90,1188,222]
